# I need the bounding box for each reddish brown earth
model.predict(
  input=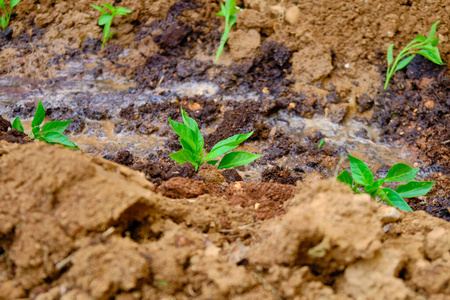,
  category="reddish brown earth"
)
[0,0,449,298]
